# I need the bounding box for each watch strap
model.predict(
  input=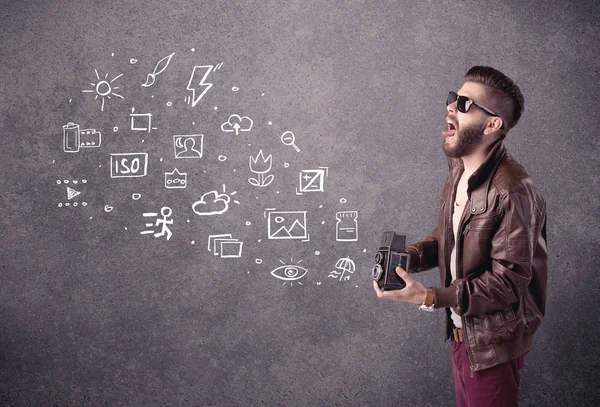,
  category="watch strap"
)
[424,286,435,307]
[419,287,435,312]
